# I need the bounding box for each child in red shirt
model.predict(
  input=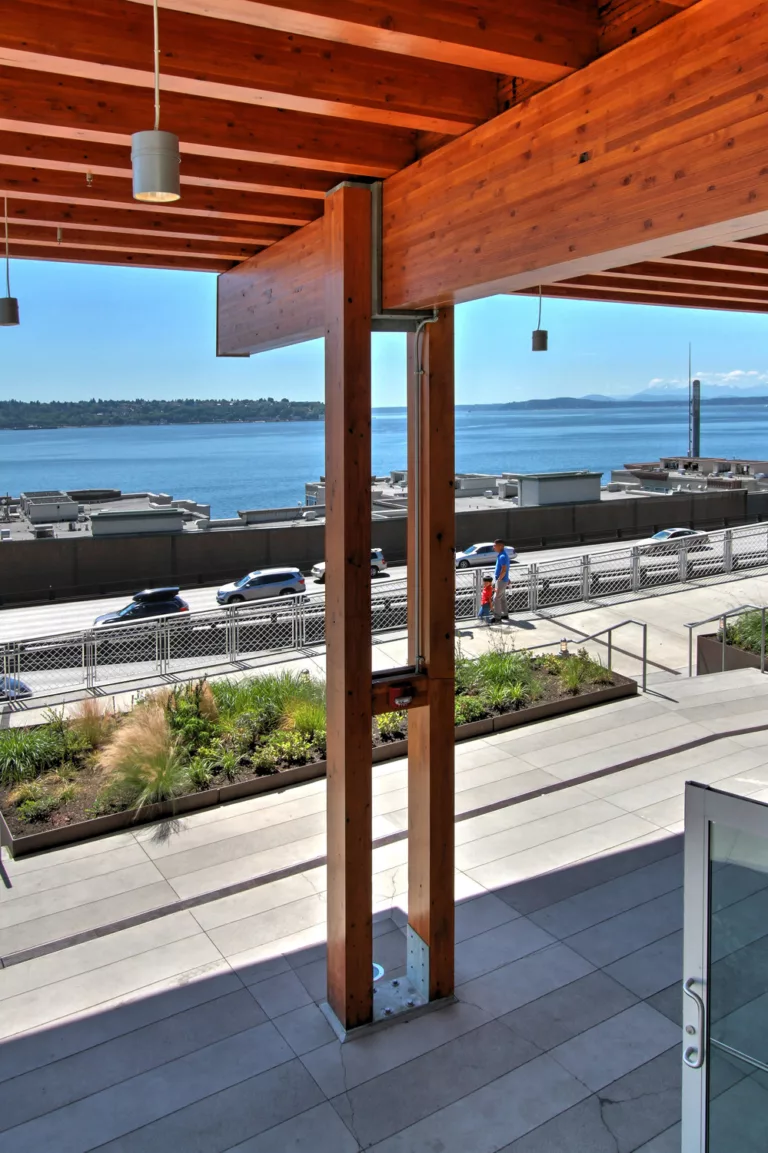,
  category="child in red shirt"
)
[478,574,493,624]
